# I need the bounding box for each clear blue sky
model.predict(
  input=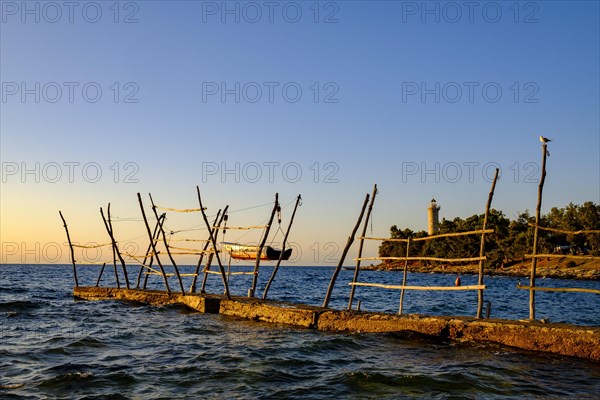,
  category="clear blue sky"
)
[1,0,599,266]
